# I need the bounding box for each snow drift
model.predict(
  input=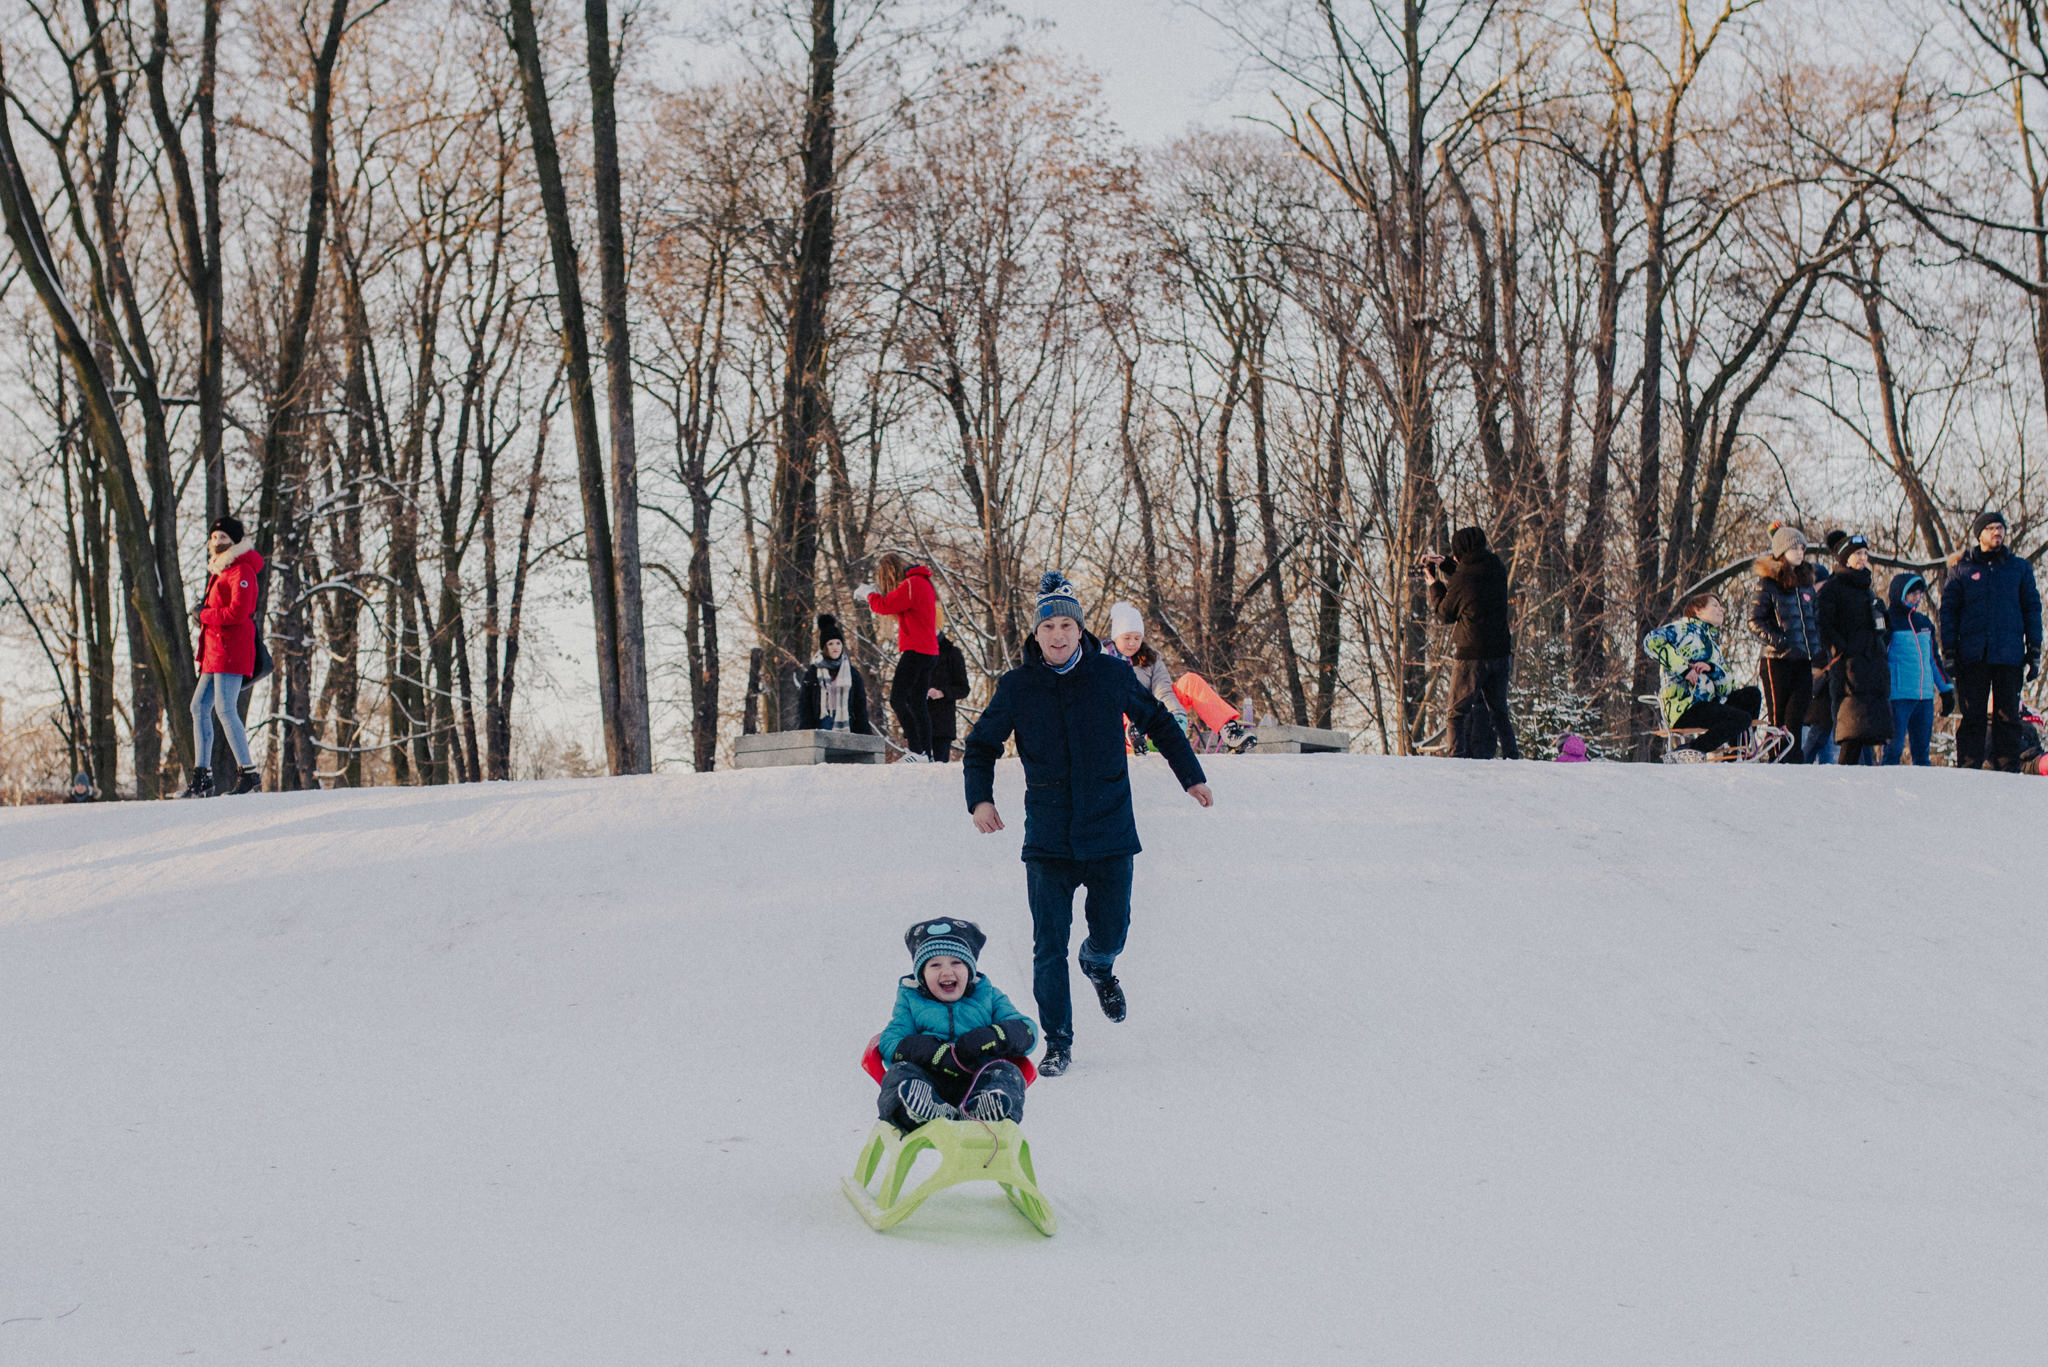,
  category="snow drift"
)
[2,757,2043,1365]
